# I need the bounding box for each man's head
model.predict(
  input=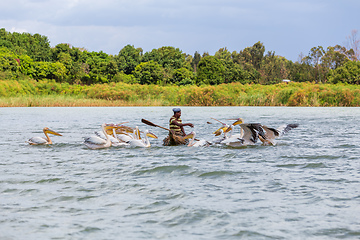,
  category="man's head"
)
[173,108,181,117]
